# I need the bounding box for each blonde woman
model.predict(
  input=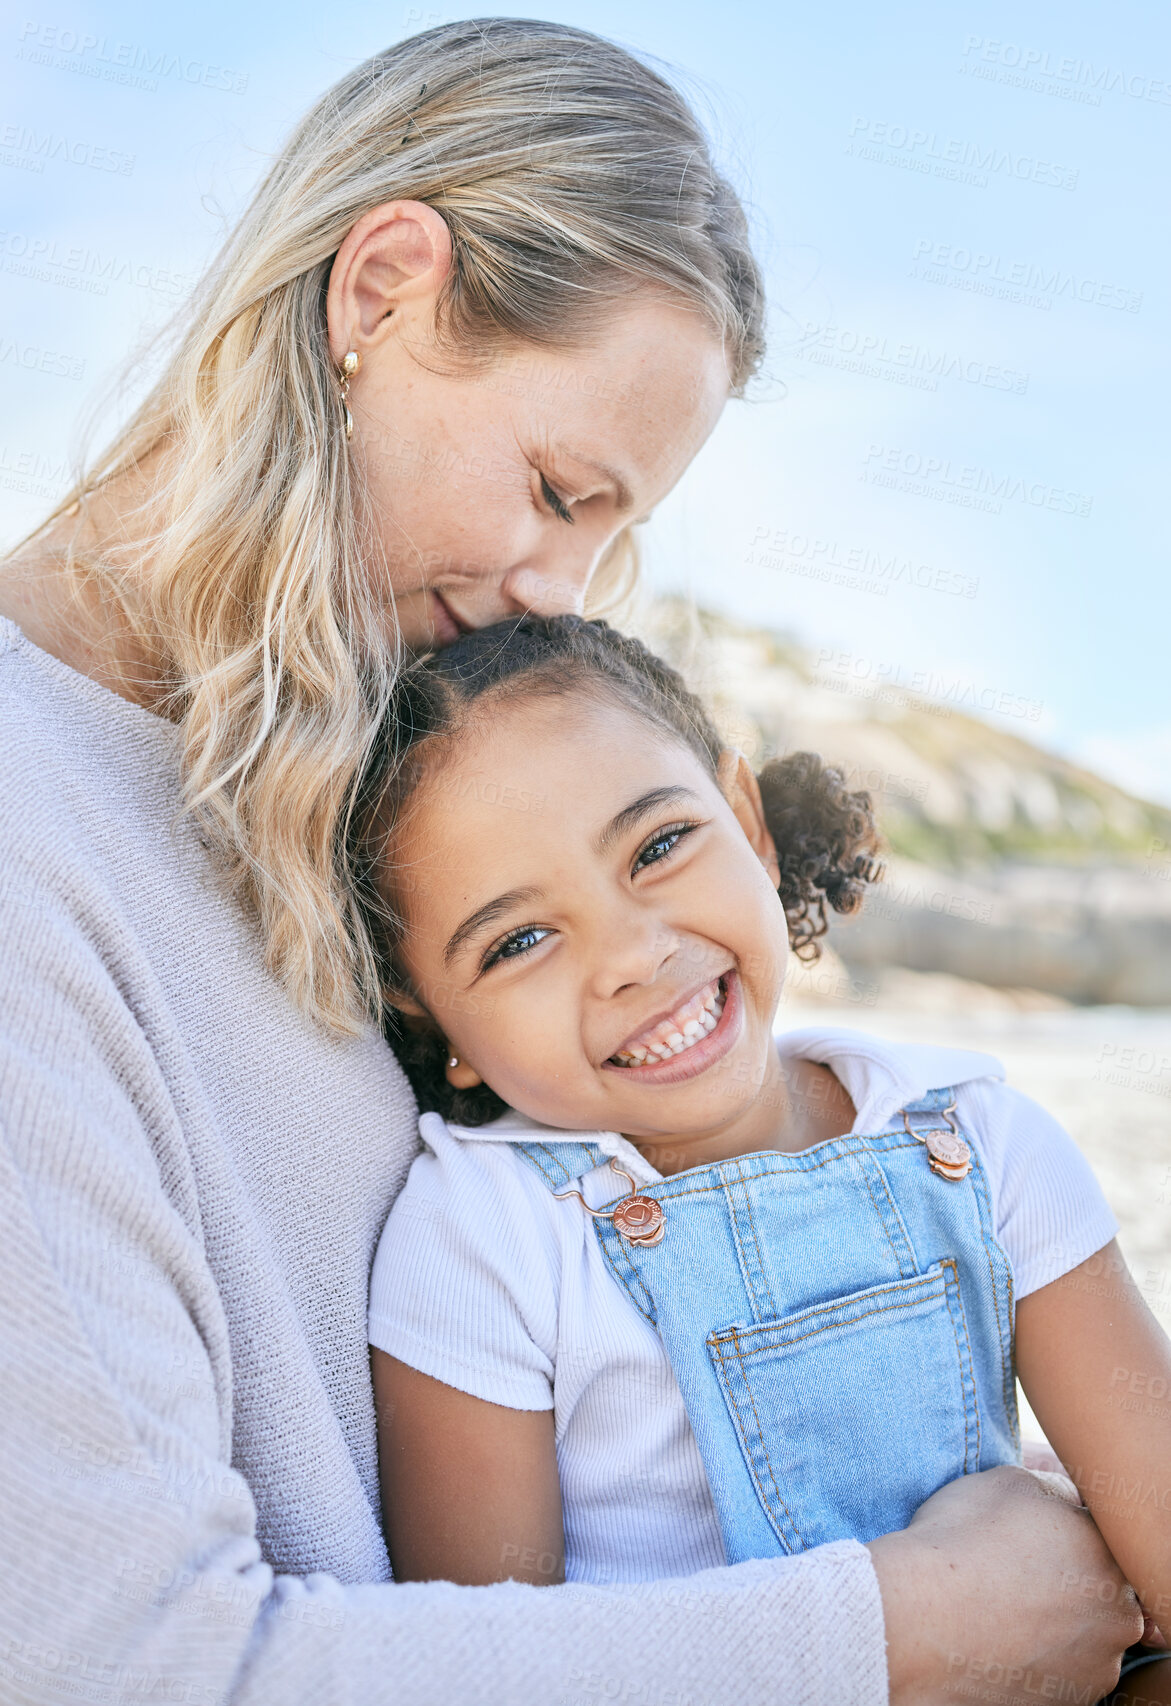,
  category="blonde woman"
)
[0,20,1144,1706]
